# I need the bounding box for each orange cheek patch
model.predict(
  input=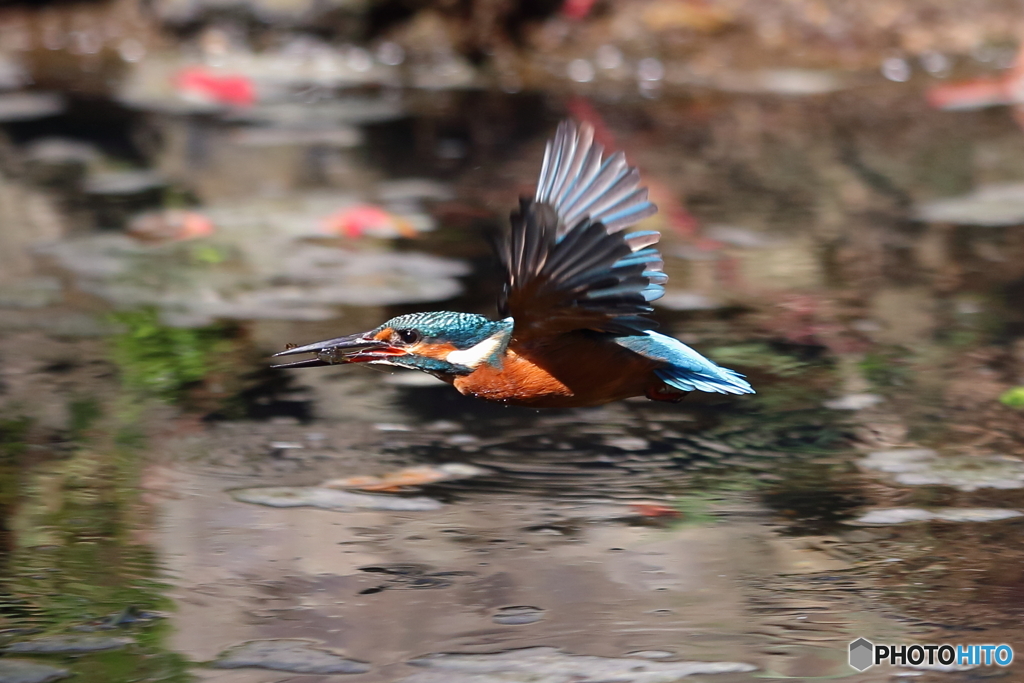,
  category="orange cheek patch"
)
[408,341,458,360]
[373,328,394,341]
